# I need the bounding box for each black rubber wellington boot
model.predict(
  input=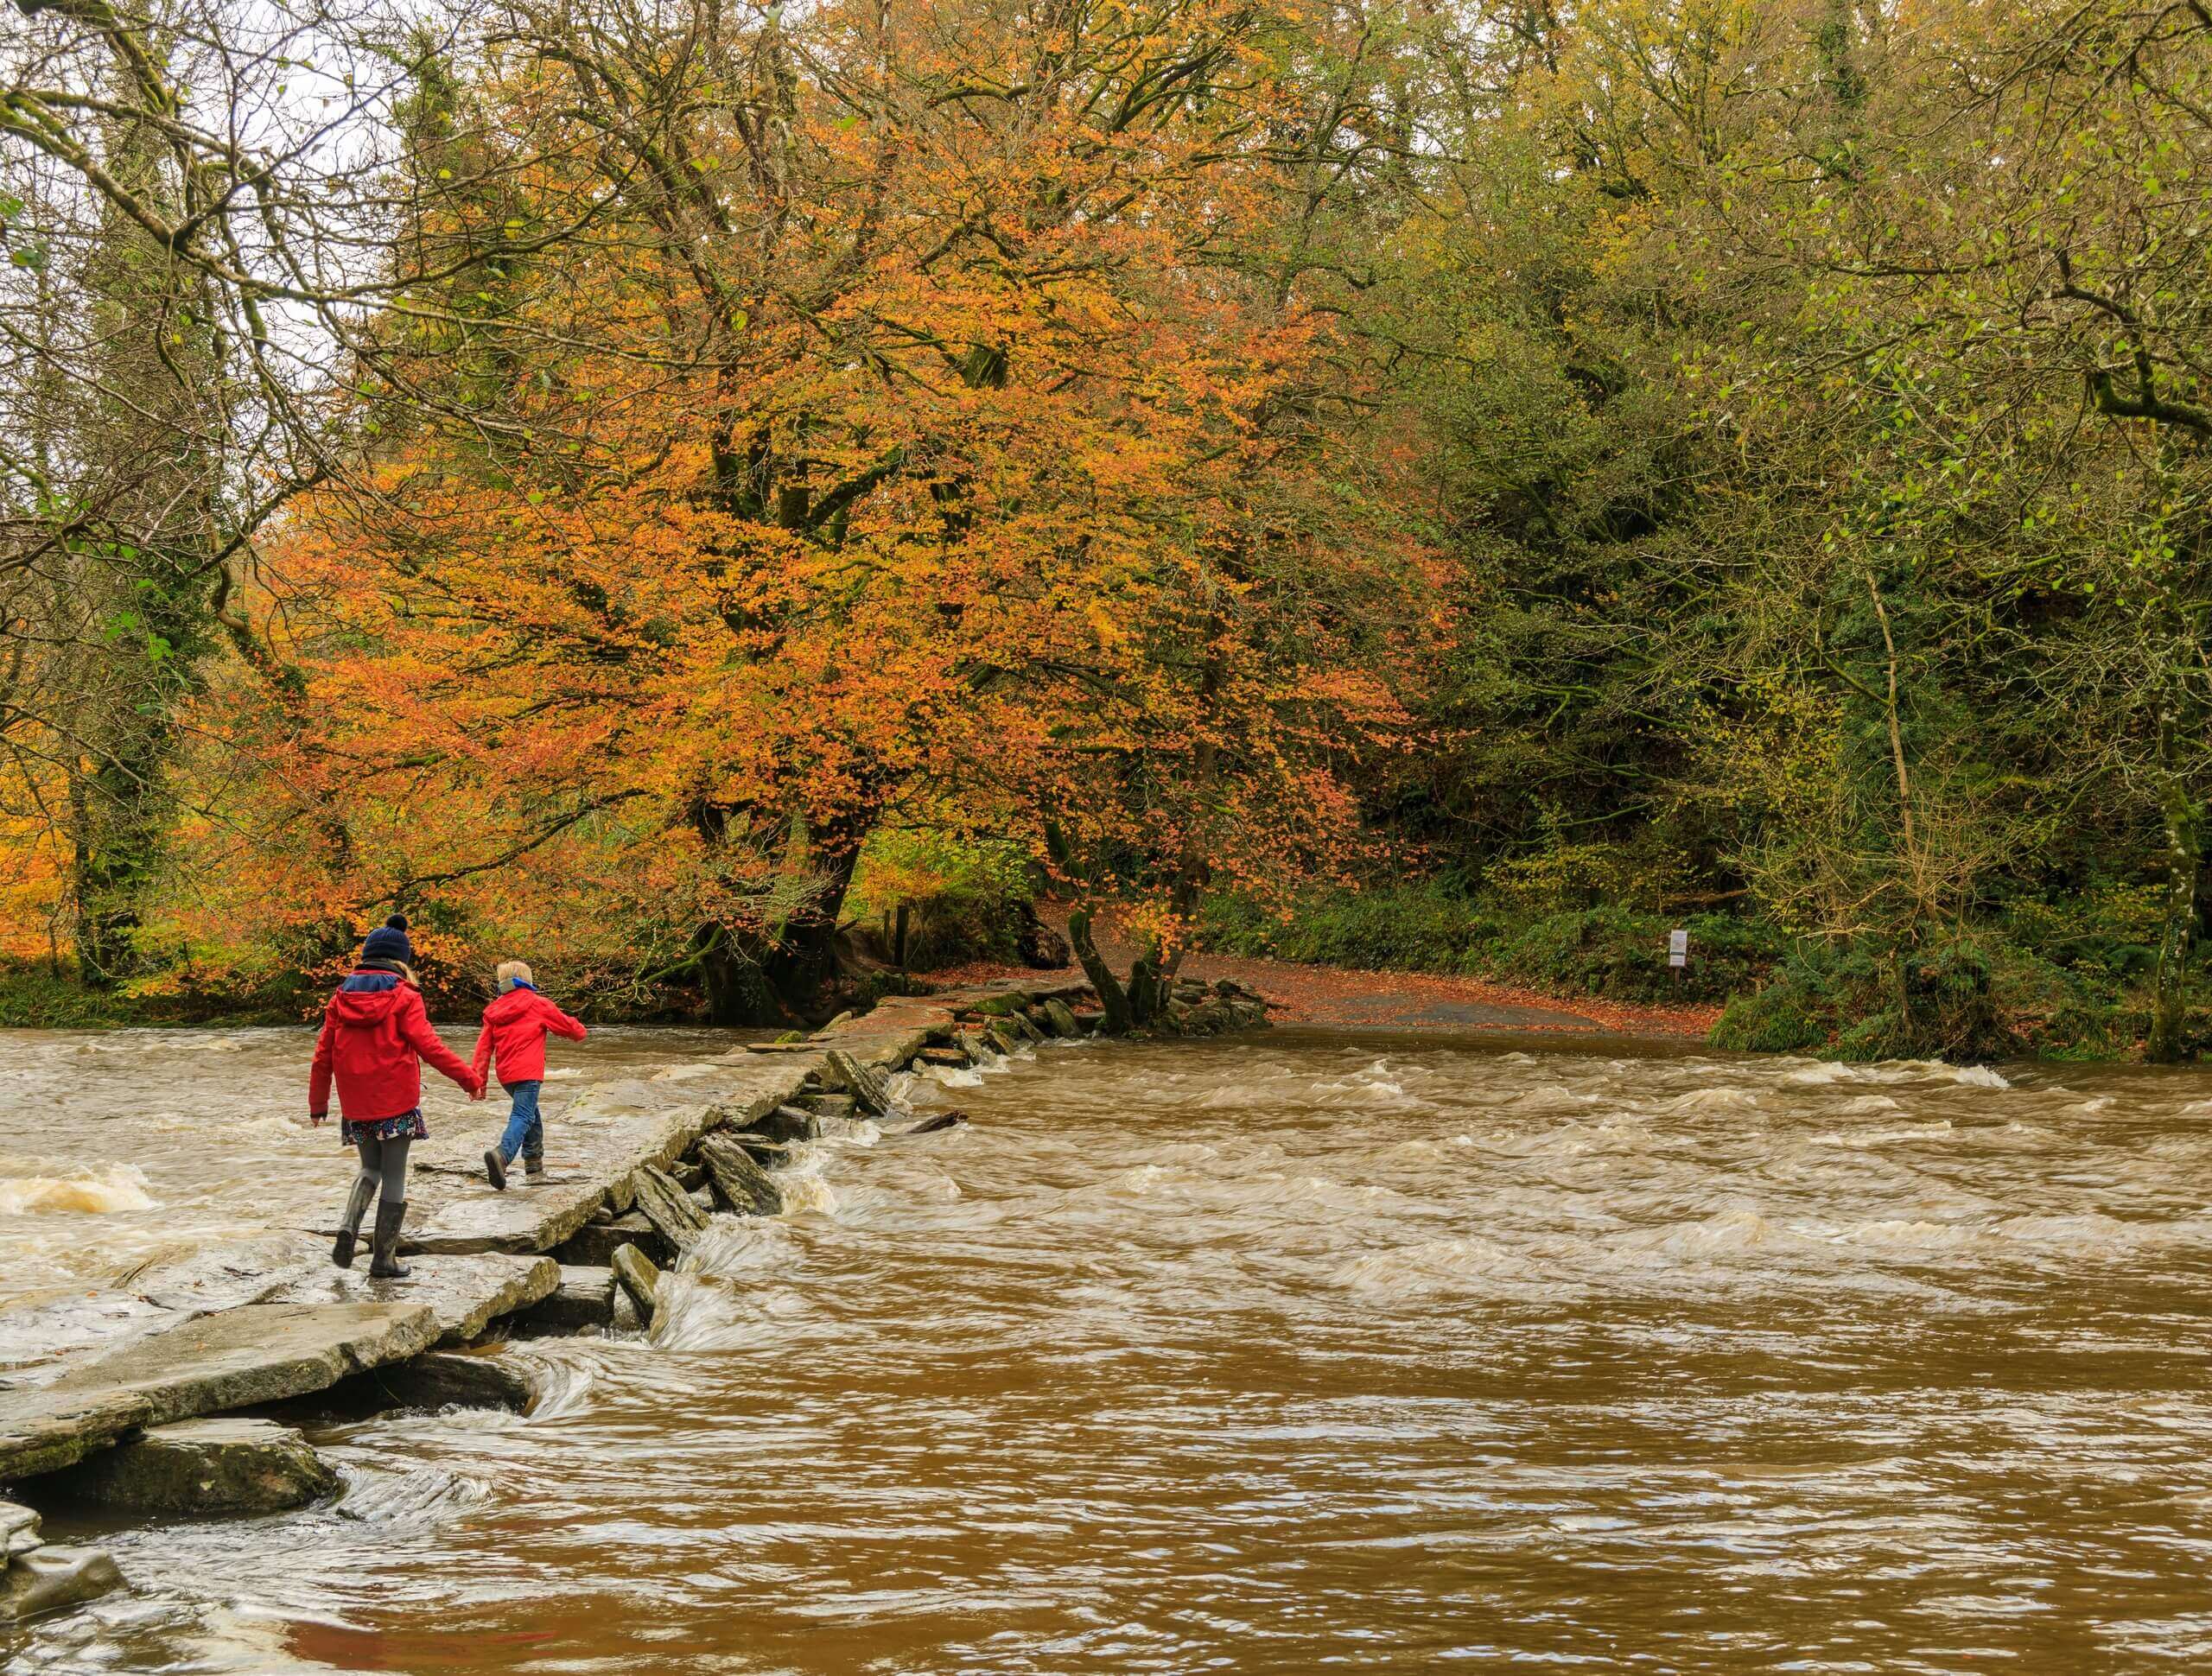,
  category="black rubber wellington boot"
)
[368,1200,411,1279]
[524,1155,546,1184]
[484,1149,507,1190]
[332,1176,374,1269]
